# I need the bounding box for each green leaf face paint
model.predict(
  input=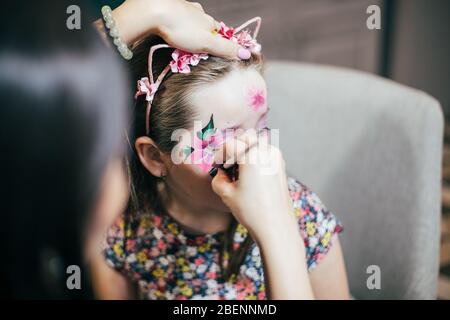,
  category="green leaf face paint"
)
[183,115,228,172]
